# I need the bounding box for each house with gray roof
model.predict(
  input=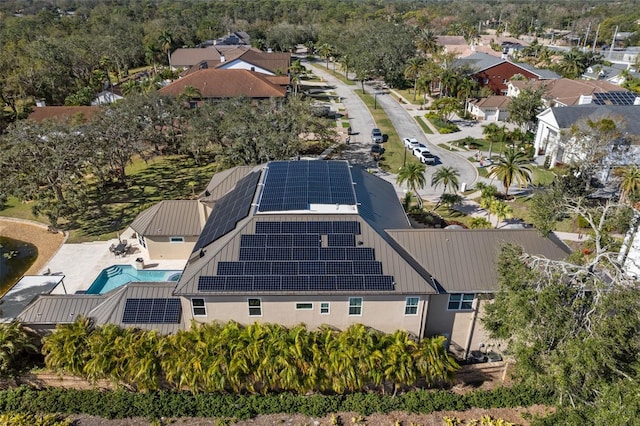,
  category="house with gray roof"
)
[17,160,570,359]
[534,105,640,175]
[454,52,558,95]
